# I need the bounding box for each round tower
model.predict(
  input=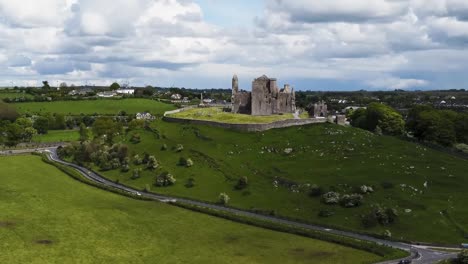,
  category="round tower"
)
[232,74,239,93]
